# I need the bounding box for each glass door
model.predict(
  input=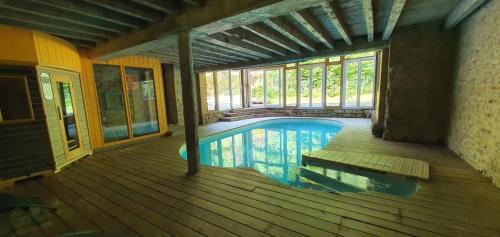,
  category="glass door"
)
[342,57,376,108]
[52,75,82,158]
[264,68,282,107]
[298,64,325,108]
